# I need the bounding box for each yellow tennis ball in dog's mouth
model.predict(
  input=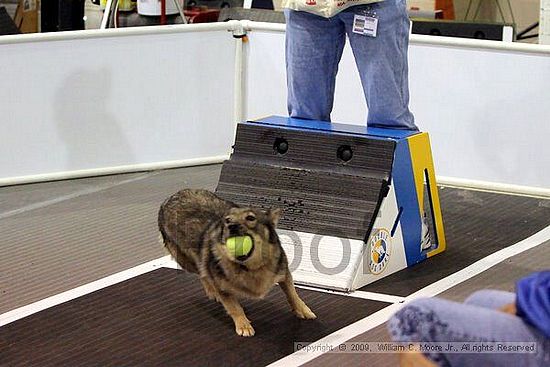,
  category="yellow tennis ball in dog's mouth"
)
[226,235,254,258]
